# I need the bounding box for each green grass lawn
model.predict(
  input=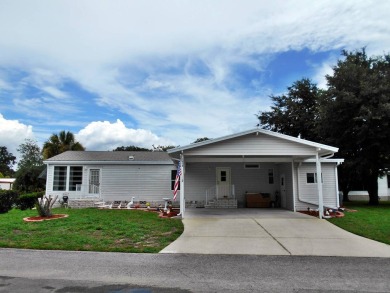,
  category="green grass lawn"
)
[328,200,390,245]
[0,208,184,253]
